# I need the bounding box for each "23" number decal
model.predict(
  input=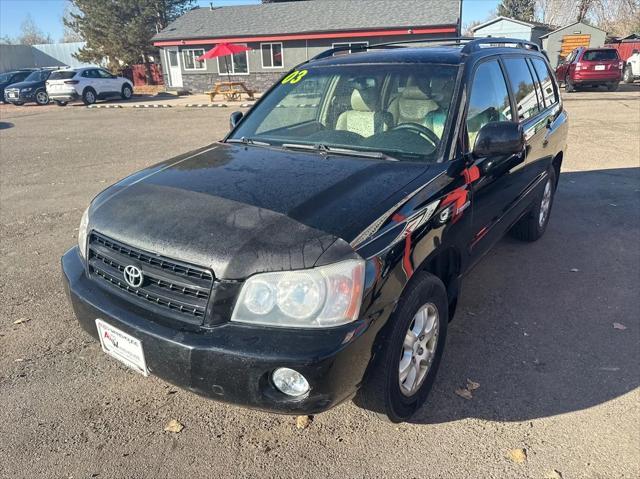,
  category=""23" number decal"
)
[281,70,308,85]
